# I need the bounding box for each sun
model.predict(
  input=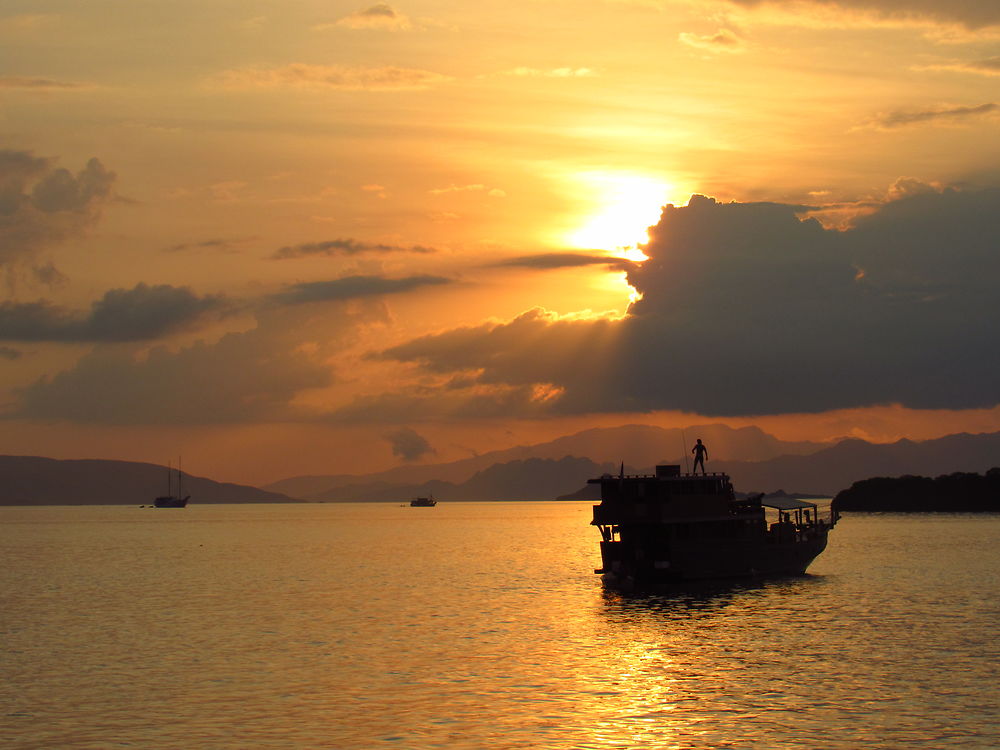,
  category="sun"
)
[563,172,681,259]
